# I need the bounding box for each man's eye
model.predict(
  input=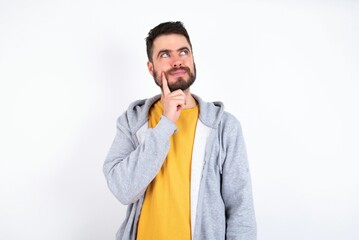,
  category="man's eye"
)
[160,52,169,58]
[180,50,189,56]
